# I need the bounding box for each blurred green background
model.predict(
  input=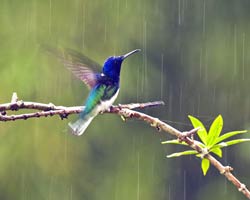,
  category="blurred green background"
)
[1,0,250,199]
